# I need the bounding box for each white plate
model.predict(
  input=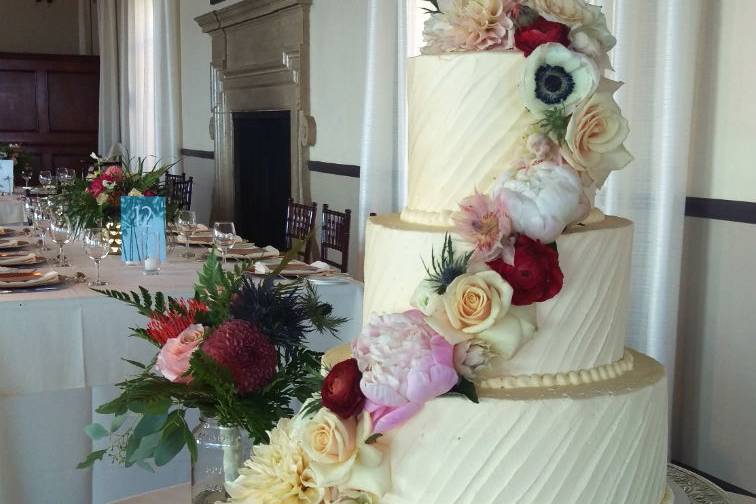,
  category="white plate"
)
[306,275,352,285]
[668,464,732,503]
